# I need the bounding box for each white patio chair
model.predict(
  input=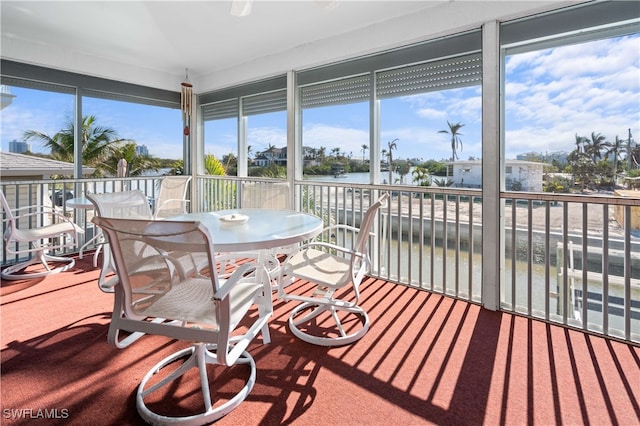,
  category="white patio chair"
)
[153,176,191,219]
[279,192,389,346]
[92,216,272,425]
[241,181,290,210]
[231,181,293,290]
[1,190,83,280]
[87,190,154,292]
